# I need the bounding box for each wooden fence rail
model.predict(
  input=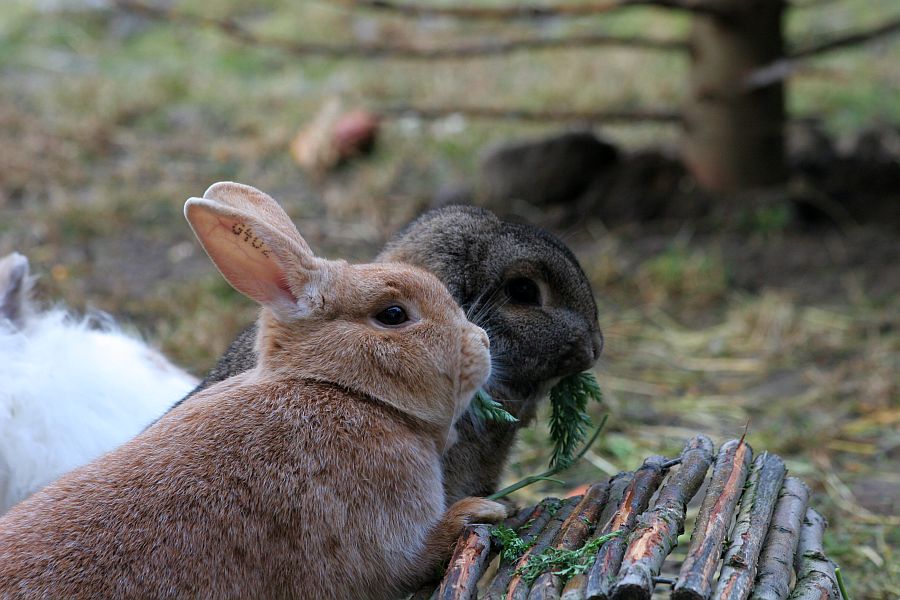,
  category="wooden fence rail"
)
[113,0,900,195]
